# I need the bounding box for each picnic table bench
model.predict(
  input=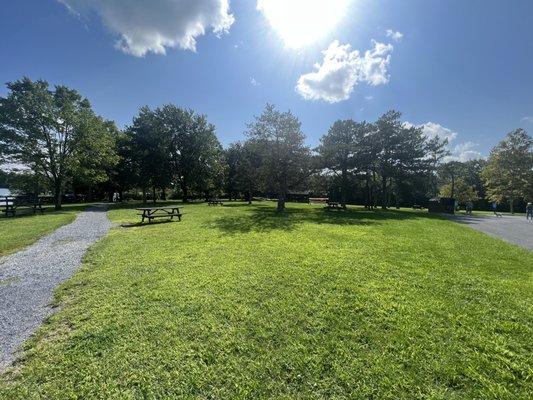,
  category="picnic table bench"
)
[324,201,343,210]
[136,206,182,223]
[309,197,329,205]
[207,199,223,206]
[1,195,45,217]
